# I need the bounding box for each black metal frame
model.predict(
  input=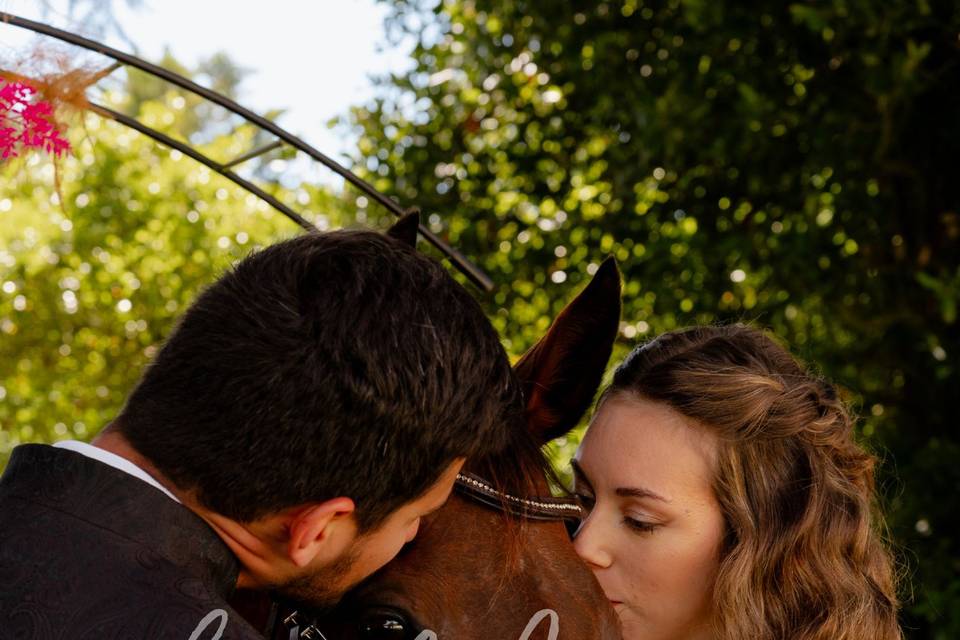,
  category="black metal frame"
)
[0,11,494,291]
